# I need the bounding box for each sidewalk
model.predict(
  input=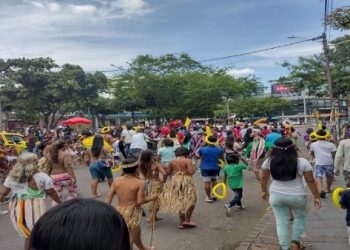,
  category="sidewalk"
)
[236,176,349,250]
[305,177,349,250]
